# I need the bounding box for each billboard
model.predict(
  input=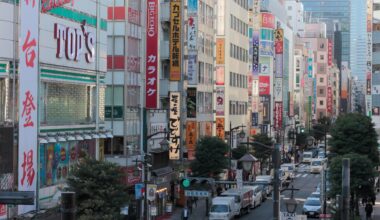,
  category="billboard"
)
[216,67,225,85]
[216,88,225,116]
[170,0,182,81]
[259,76,270,95]
[188,52,197,85]
[169,92,181,160]
[19,0,40,213]
[274,102,283,130]
[274,28,283,54]
[252,30,260,77]
[216,38,225,64]
[259,41,274,57]
[261,13,275,29]
[187,15,197,51]
[187,88,197,118]
[186,121,197,160]
[146,0,158,108]
[216,118,225,140]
